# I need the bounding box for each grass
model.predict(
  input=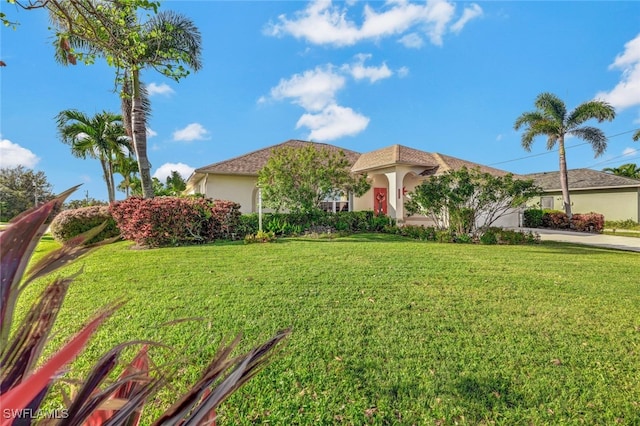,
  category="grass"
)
[19,234,640,425]
[603,230,640,238]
